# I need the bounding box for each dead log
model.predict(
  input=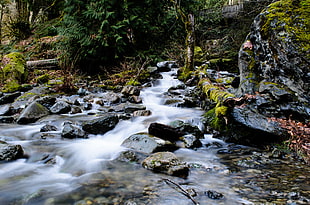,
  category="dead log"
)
[26,59,59,70]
